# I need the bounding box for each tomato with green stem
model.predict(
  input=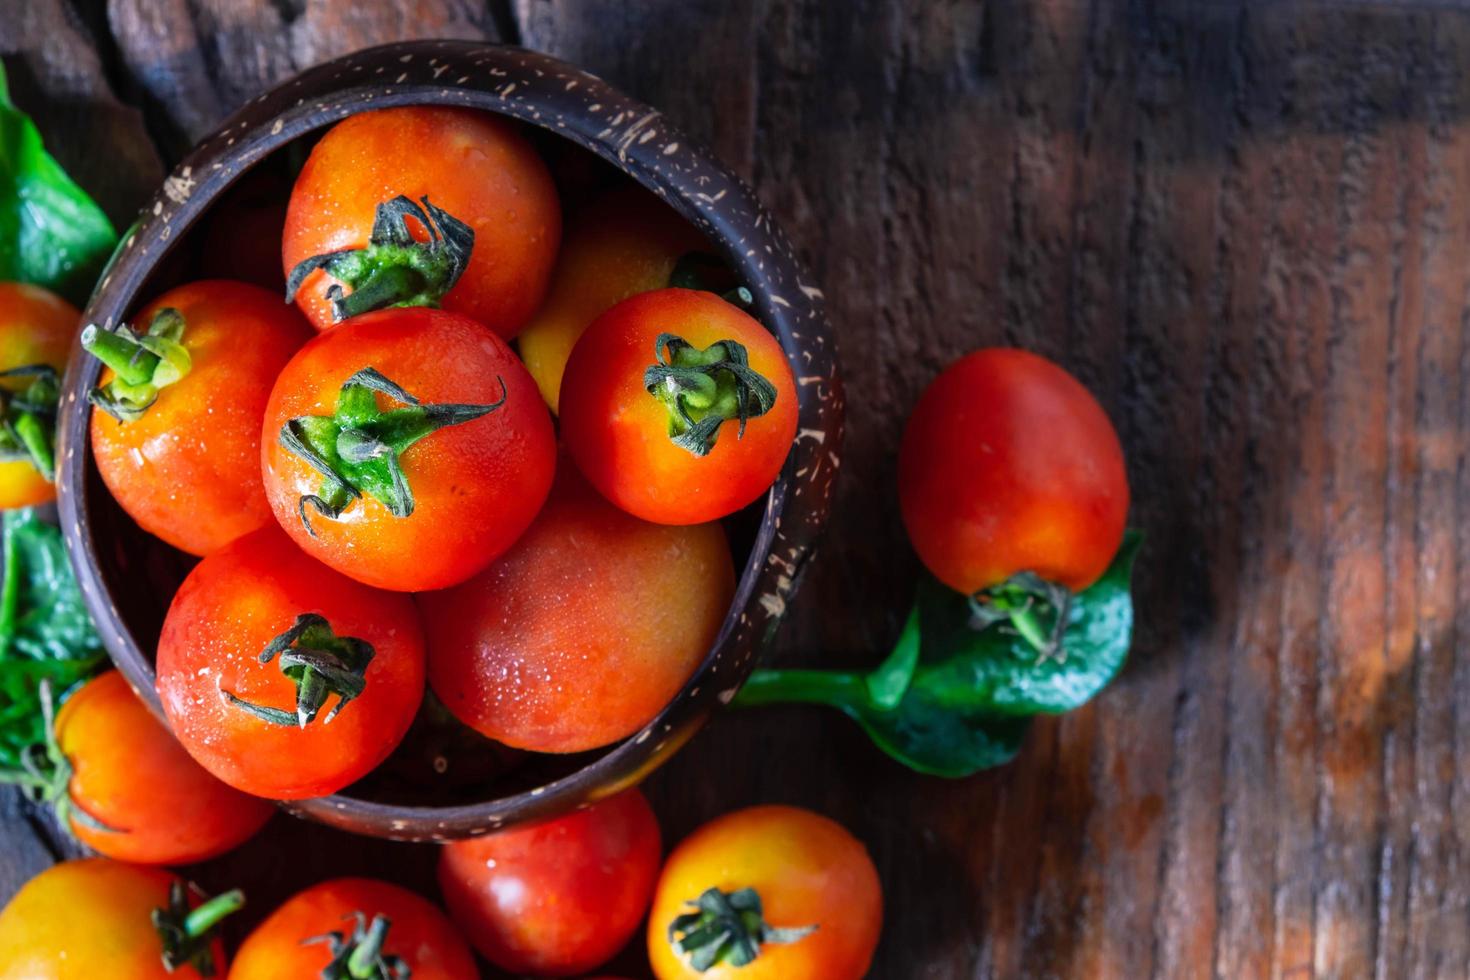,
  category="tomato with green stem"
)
[85,280,313,556]
[420,465,733,753]
[155,525,425,800]
[261,306,555,592]
[0,283,78,509]
[648,805,882,980]
[438,787,661,976]
[560,288,798,525]
[52,670,275,863]
[283,106,560,338]
[0,859,241,978]
[518,186,709,413]
[898,348,1129,660]
[228,878,476,980]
